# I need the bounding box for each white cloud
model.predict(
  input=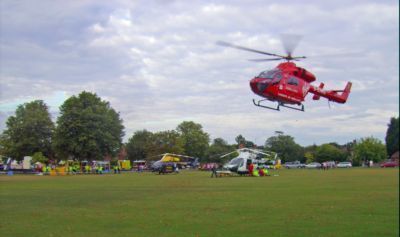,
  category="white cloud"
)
[0,0,398,146]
